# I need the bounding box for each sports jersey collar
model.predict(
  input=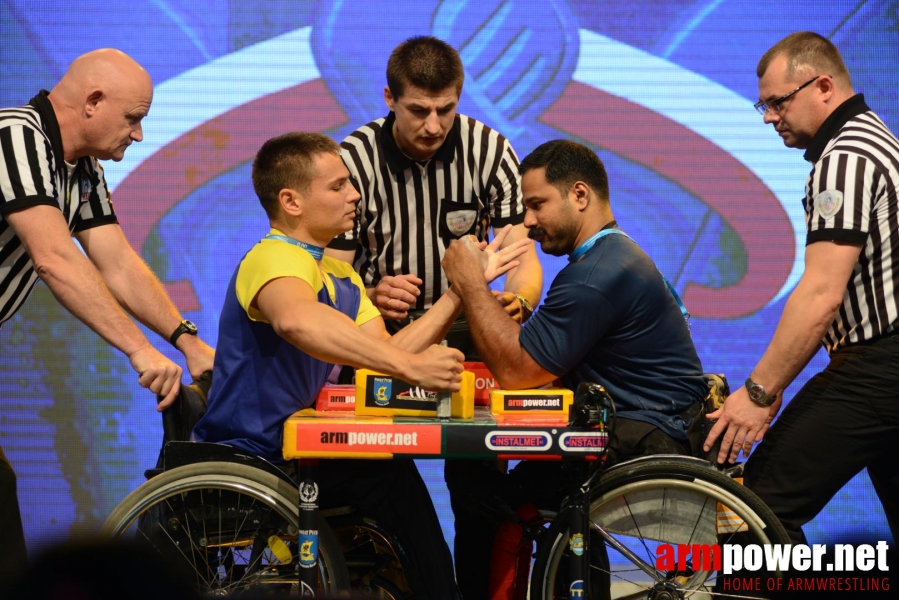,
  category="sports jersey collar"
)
[380,111,460,173]
[29,90,66,173]
[28,90,95,184]
[568,220,619,262]
[803,94,870,163]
